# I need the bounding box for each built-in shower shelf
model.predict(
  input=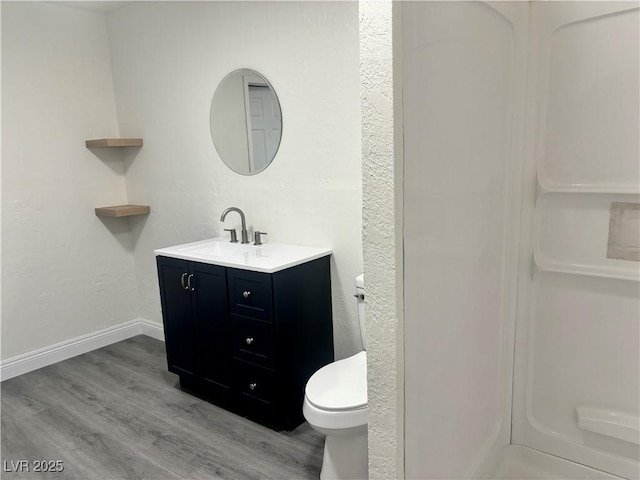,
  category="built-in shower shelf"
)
[537,177,640,195]
[577,407,640,445]
[534,255,639,282]
[85,138,143,148]
[95,204,150,218]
